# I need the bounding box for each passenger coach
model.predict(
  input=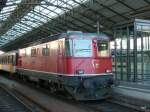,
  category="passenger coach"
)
[0,52,17,73]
